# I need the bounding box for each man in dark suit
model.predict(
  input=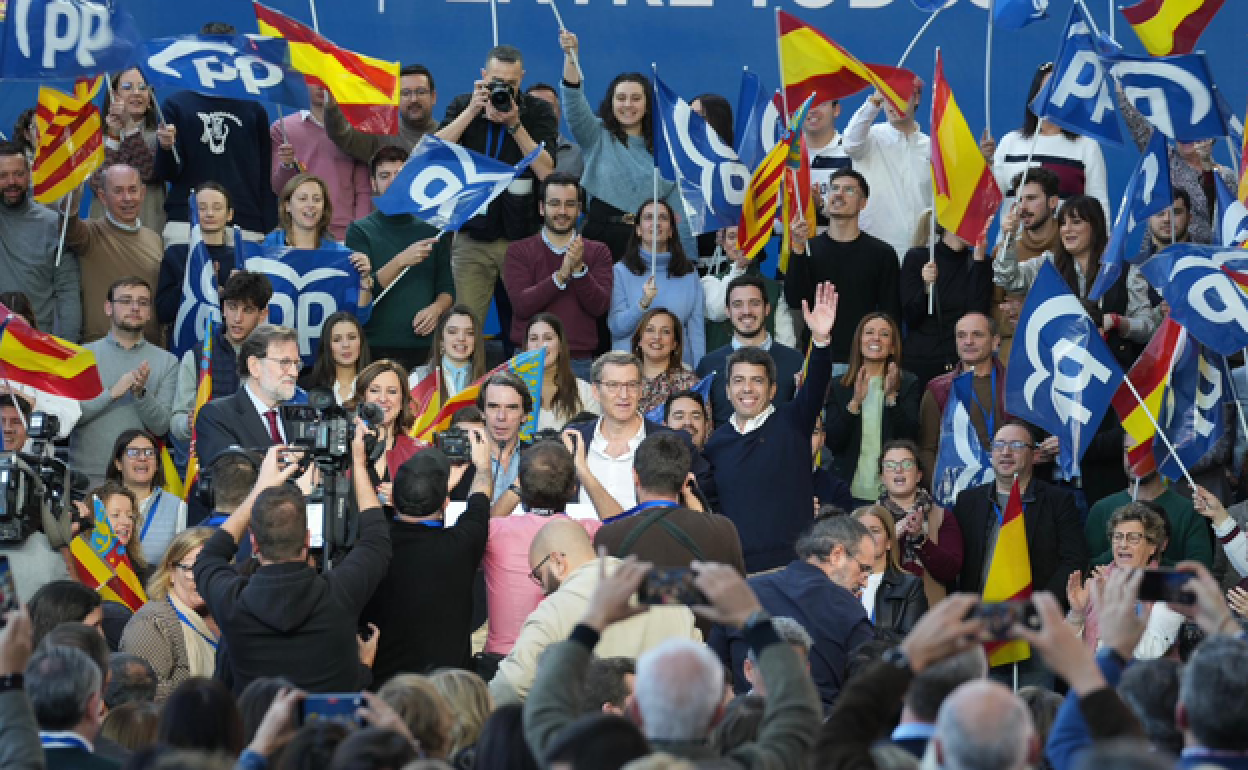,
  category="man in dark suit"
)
[26,645,118,769]
[696,274,804,429]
